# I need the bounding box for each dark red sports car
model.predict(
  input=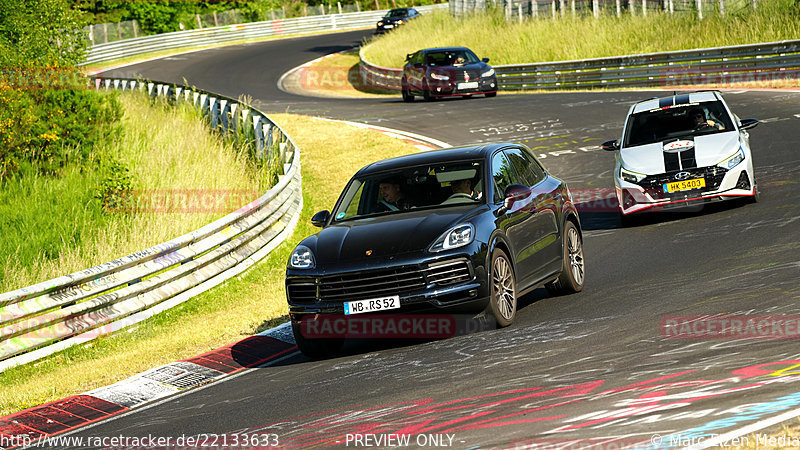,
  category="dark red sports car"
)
[401,47,498,101]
